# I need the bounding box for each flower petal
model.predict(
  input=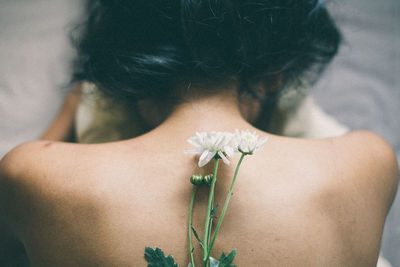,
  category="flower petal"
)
[199,151,216,167]
[224,145,235,157]
[218,151,230,165]
[199,150,210,162]
[187,137,201,147]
